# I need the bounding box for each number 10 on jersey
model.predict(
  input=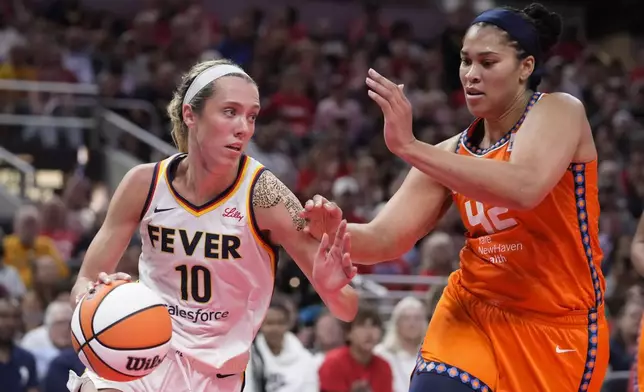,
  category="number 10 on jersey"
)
[175,265,212,303]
